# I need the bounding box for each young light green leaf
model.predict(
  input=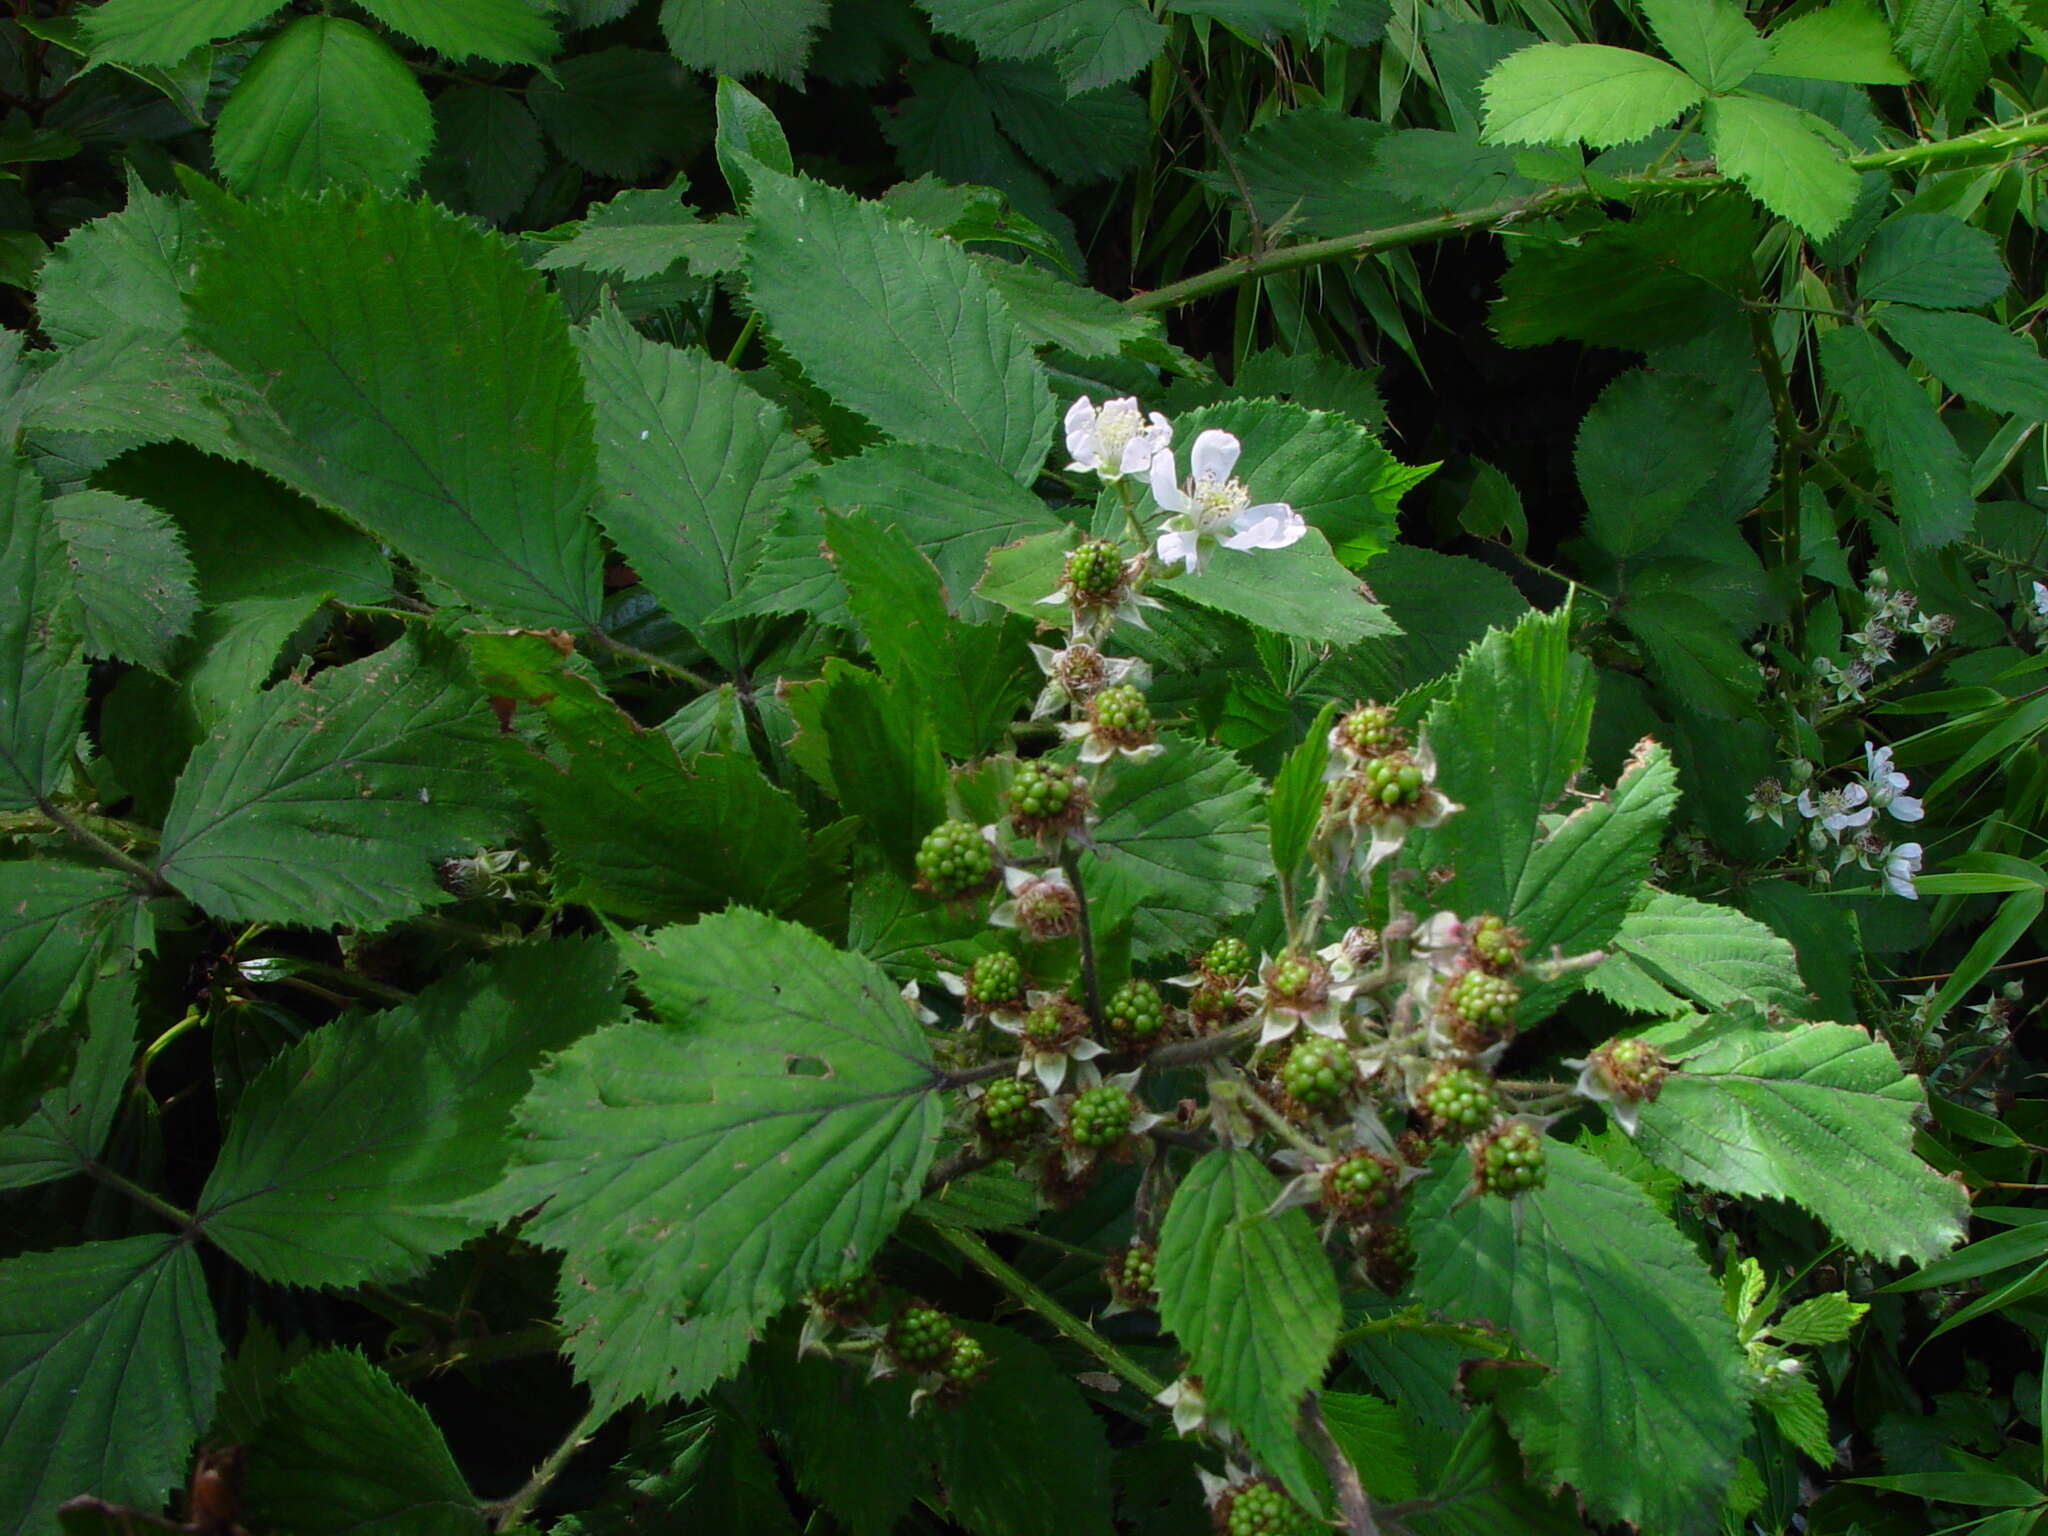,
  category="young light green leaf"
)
[1413,1141,1749,1535]
[1157,1150,1339,1511]
[1857,214,2010,309]
[197,941,622,1288]
[213,17,434,197]
[918,0,1166,91]
[35,180,193,348]
[744,169,1055,484]
[1269,702,1337,879]
[470,632,833,924]
[0,457,86,813]
[352,0,557,66]
[661,0,827,80]
[1876,304,2048,418]
[80,0,281,67]
[1084,736,1271,959]
[1636,1019,1970,1262]
[1481,43,1703,148]
[0,1236,222,1536]
[1758,1373,1833,1463]
[1638,0,1771,89]
[577,306,813,666]
[187,192,605,629]
[48,492,197,672]
[1765,1,1911,83]
[1770,1291,1869,1344]
[715,76,794,205]
[0,969,135,1191]
[1818,325,1975,547]
[155,635,520,928]
[1704,94,1857,238]
[478,909,942,1406]
[240,1351,482,1536]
